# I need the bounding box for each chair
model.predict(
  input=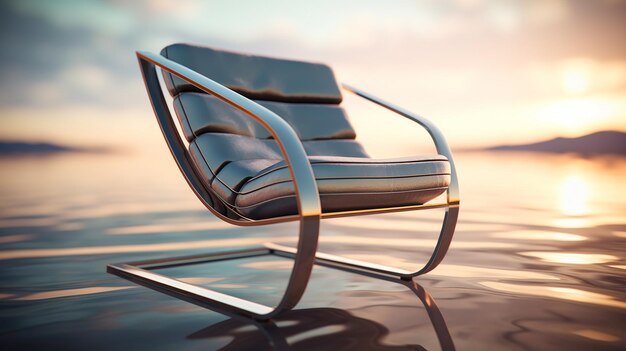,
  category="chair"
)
[107,43,460,320]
